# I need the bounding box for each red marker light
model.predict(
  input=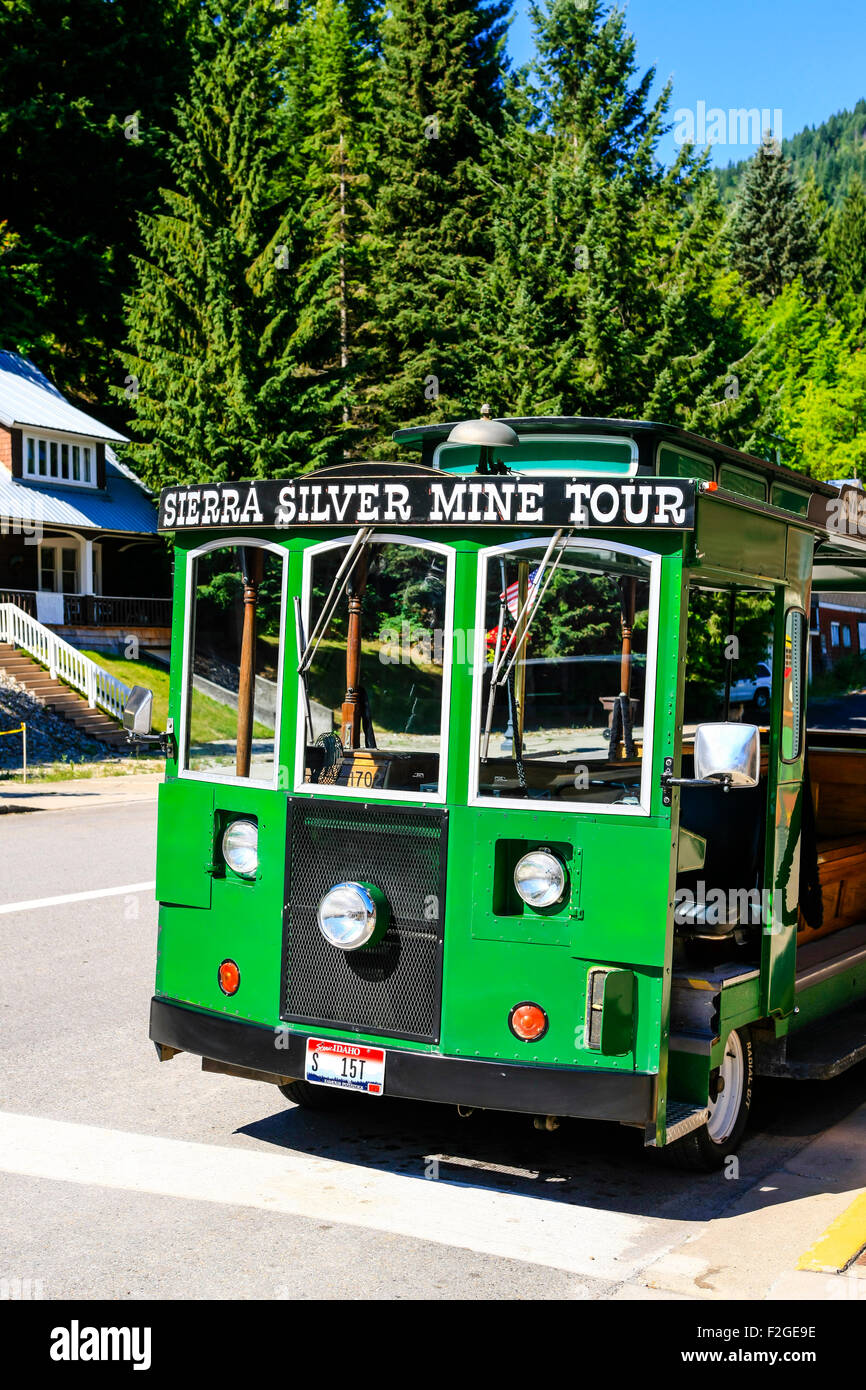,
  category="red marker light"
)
[218,959,240,995]
[509,1002,548,1042]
